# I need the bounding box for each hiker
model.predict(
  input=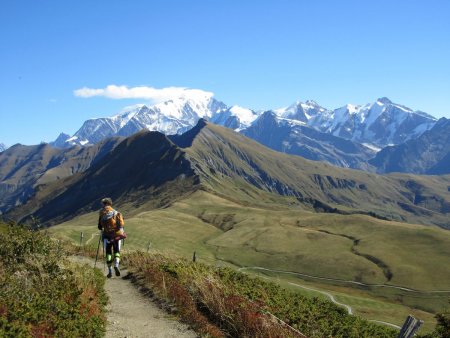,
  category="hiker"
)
[98,197,125,278]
